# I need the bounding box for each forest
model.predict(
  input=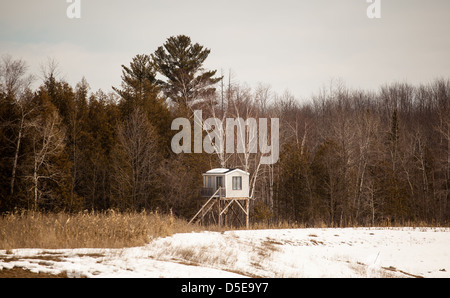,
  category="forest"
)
[1,35,449,226]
